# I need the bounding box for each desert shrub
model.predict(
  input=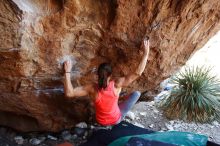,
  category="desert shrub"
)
[160,66,220,123]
